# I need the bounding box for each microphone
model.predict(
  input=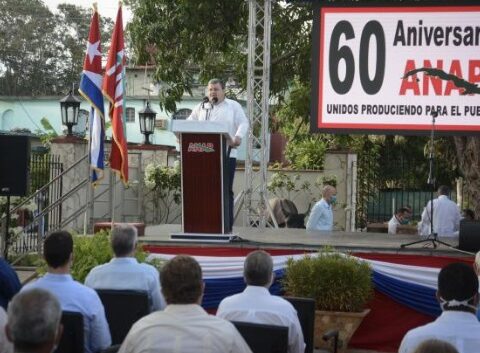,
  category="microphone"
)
[202,96,213,110]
